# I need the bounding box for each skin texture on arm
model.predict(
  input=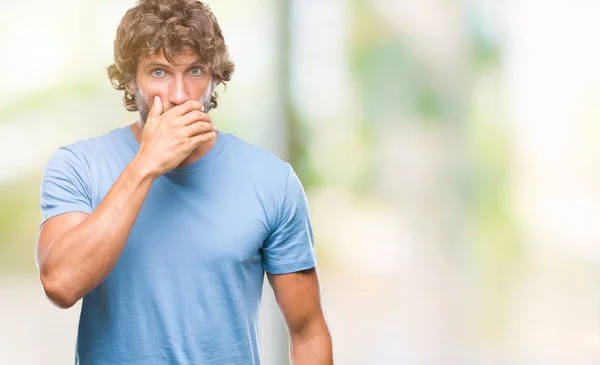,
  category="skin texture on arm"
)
[268,268,333,365]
